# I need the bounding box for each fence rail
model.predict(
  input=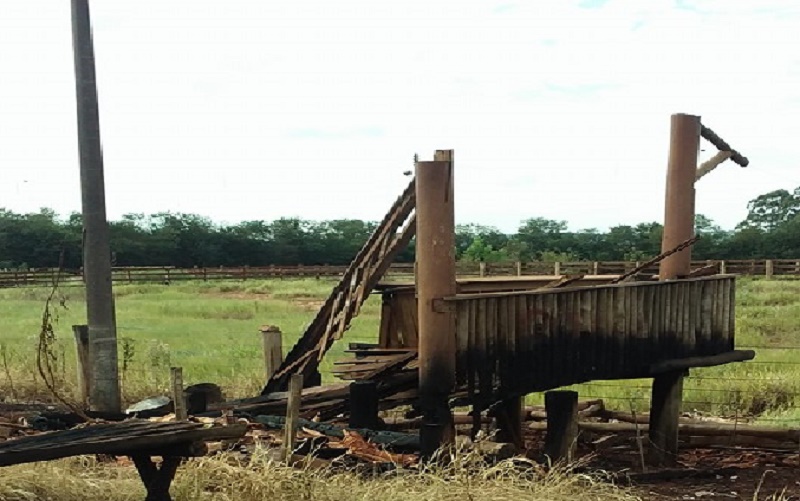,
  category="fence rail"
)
[0,259,798,288]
